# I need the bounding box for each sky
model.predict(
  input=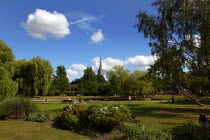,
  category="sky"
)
[0,0,157,81]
